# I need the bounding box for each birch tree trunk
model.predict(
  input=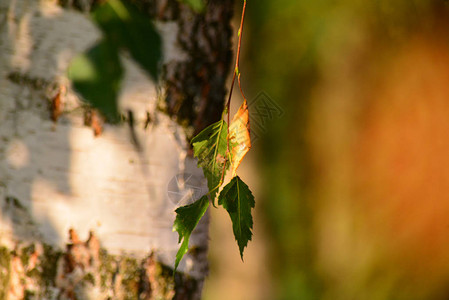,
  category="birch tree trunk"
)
[0,0,233,298]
